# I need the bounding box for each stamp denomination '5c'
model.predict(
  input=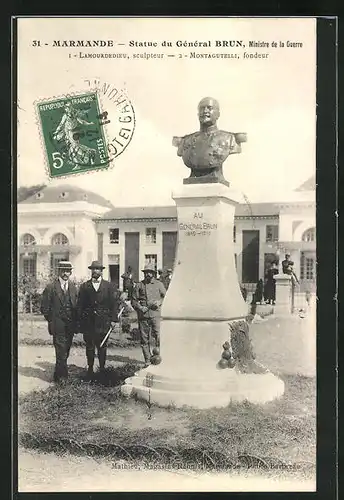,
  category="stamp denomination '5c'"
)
[37,92,110,178]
